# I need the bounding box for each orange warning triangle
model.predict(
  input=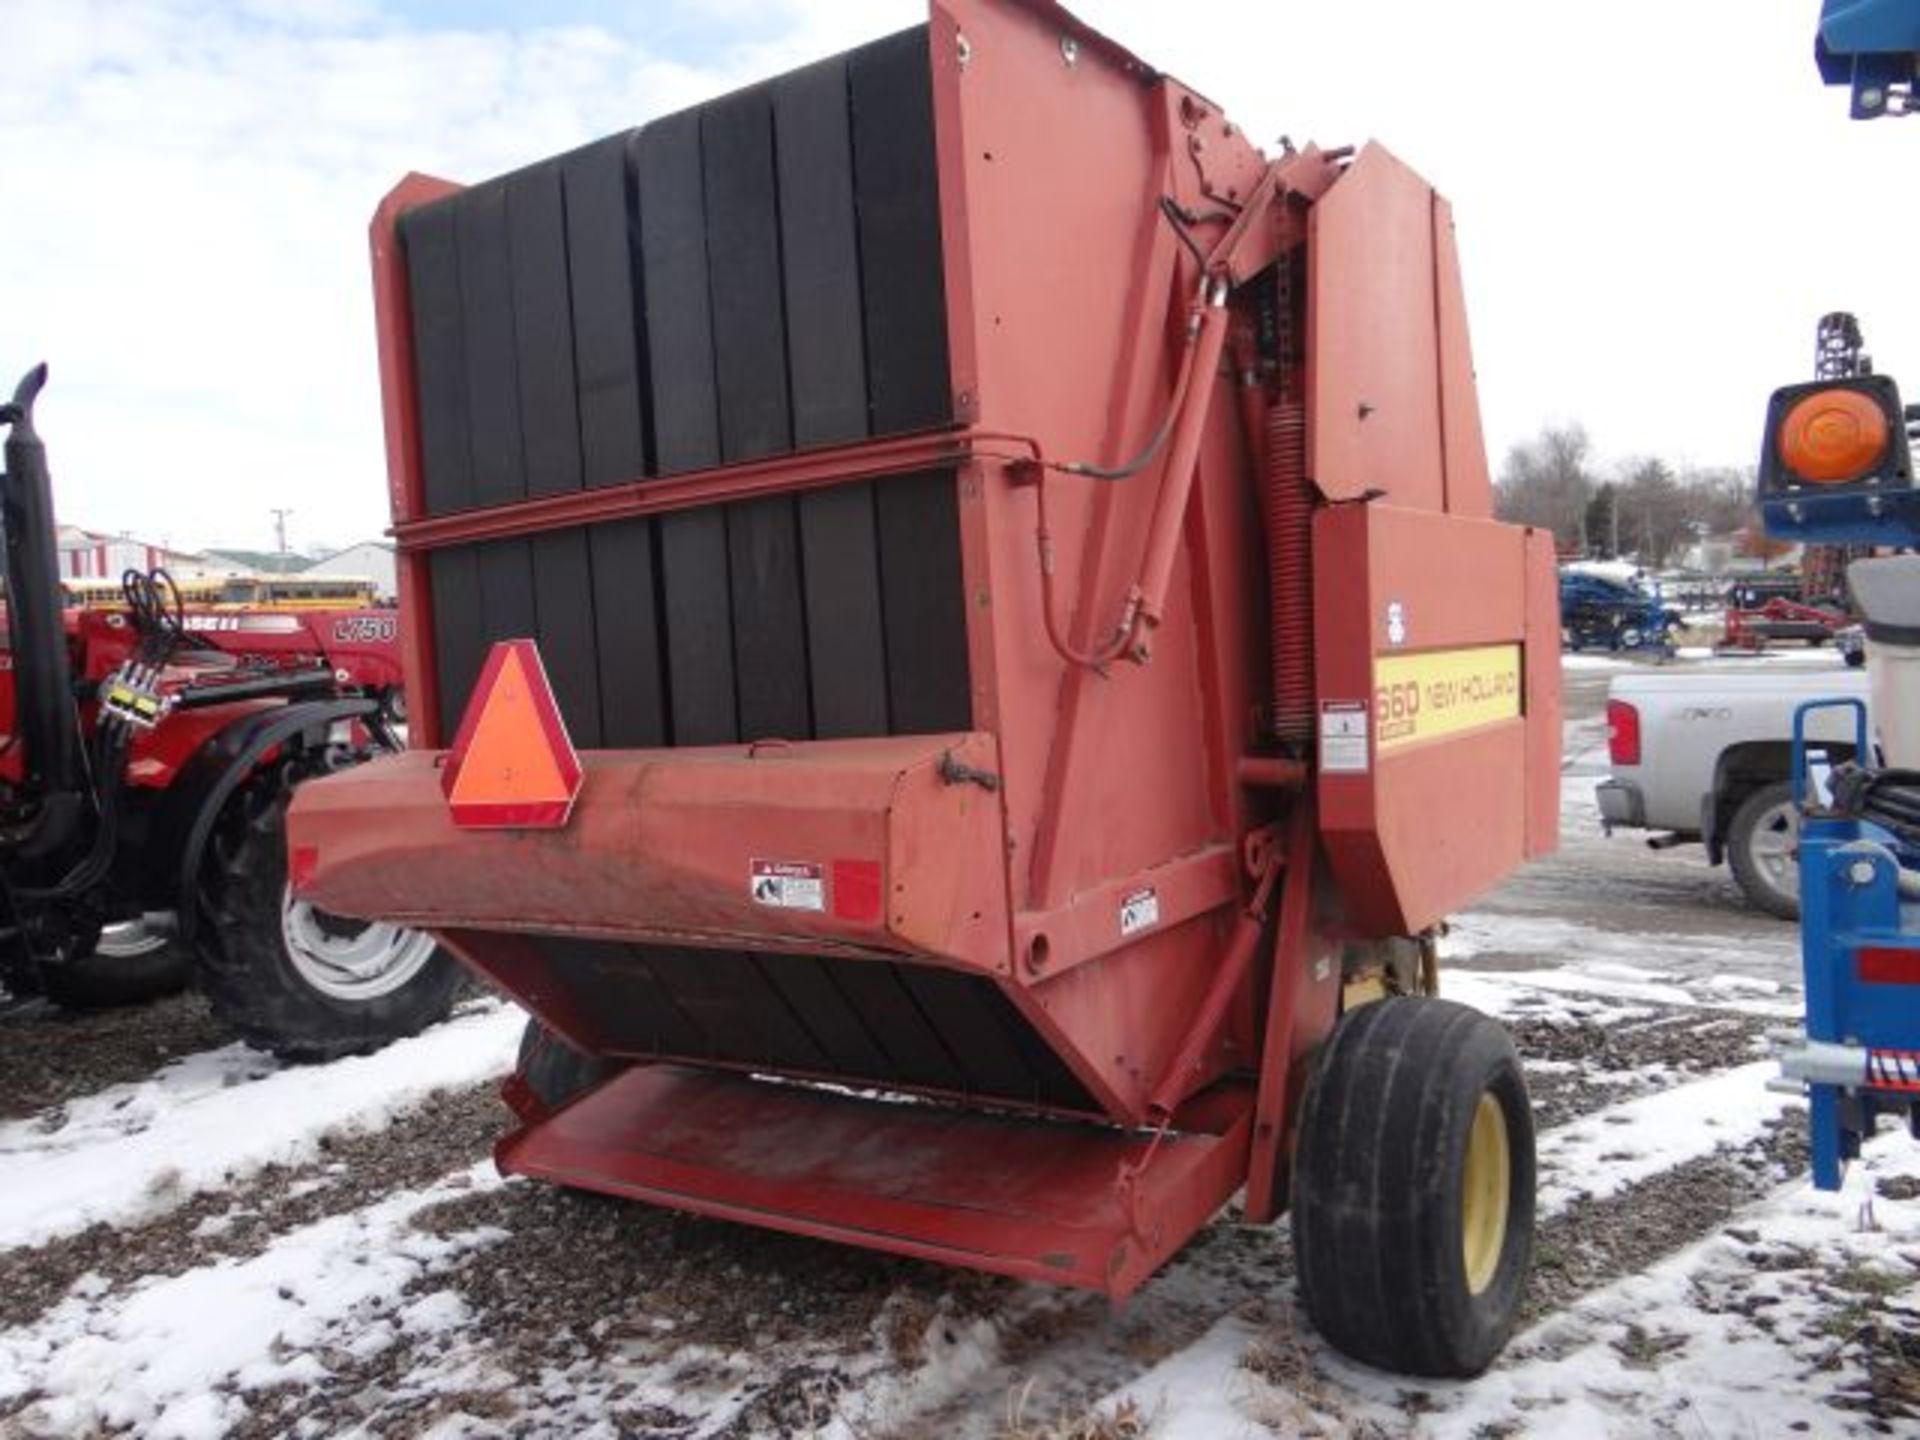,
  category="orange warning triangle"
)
[441,639,582,829]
